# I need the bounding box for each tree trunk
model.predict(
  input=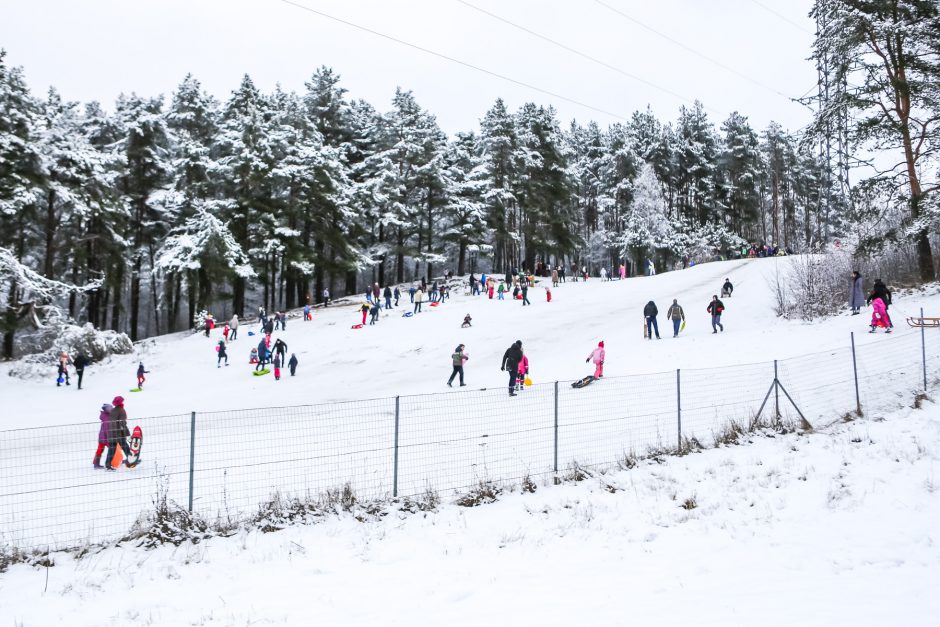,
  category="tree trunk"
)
[457,240,467,276]
[130,254,141,342]
[43,189,57,279]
